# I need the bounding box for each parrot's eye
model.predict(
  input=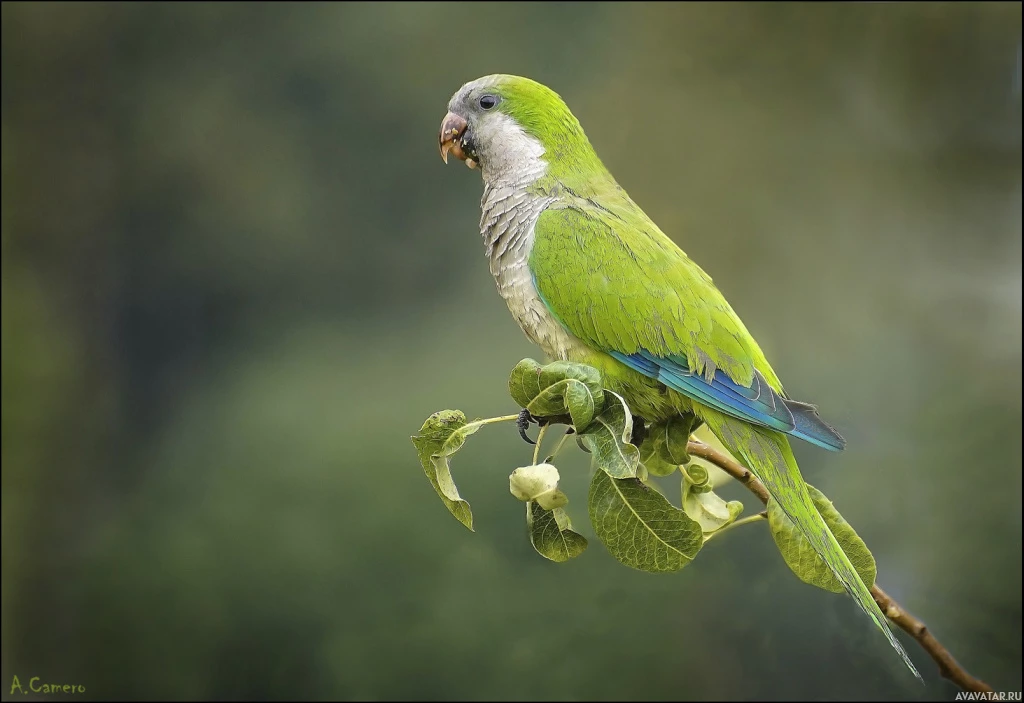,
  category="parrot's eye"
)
[479,95,498,111]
